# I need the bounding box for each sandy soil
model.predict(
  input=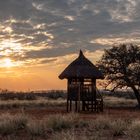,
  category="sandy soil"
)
[0,106,139,120]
